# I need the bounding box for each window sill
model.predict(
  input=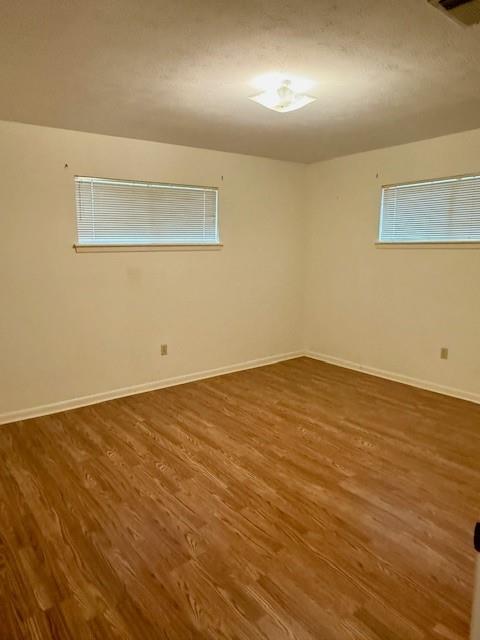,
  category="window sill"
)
[375,242,480,250]
[74,243,223,253]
